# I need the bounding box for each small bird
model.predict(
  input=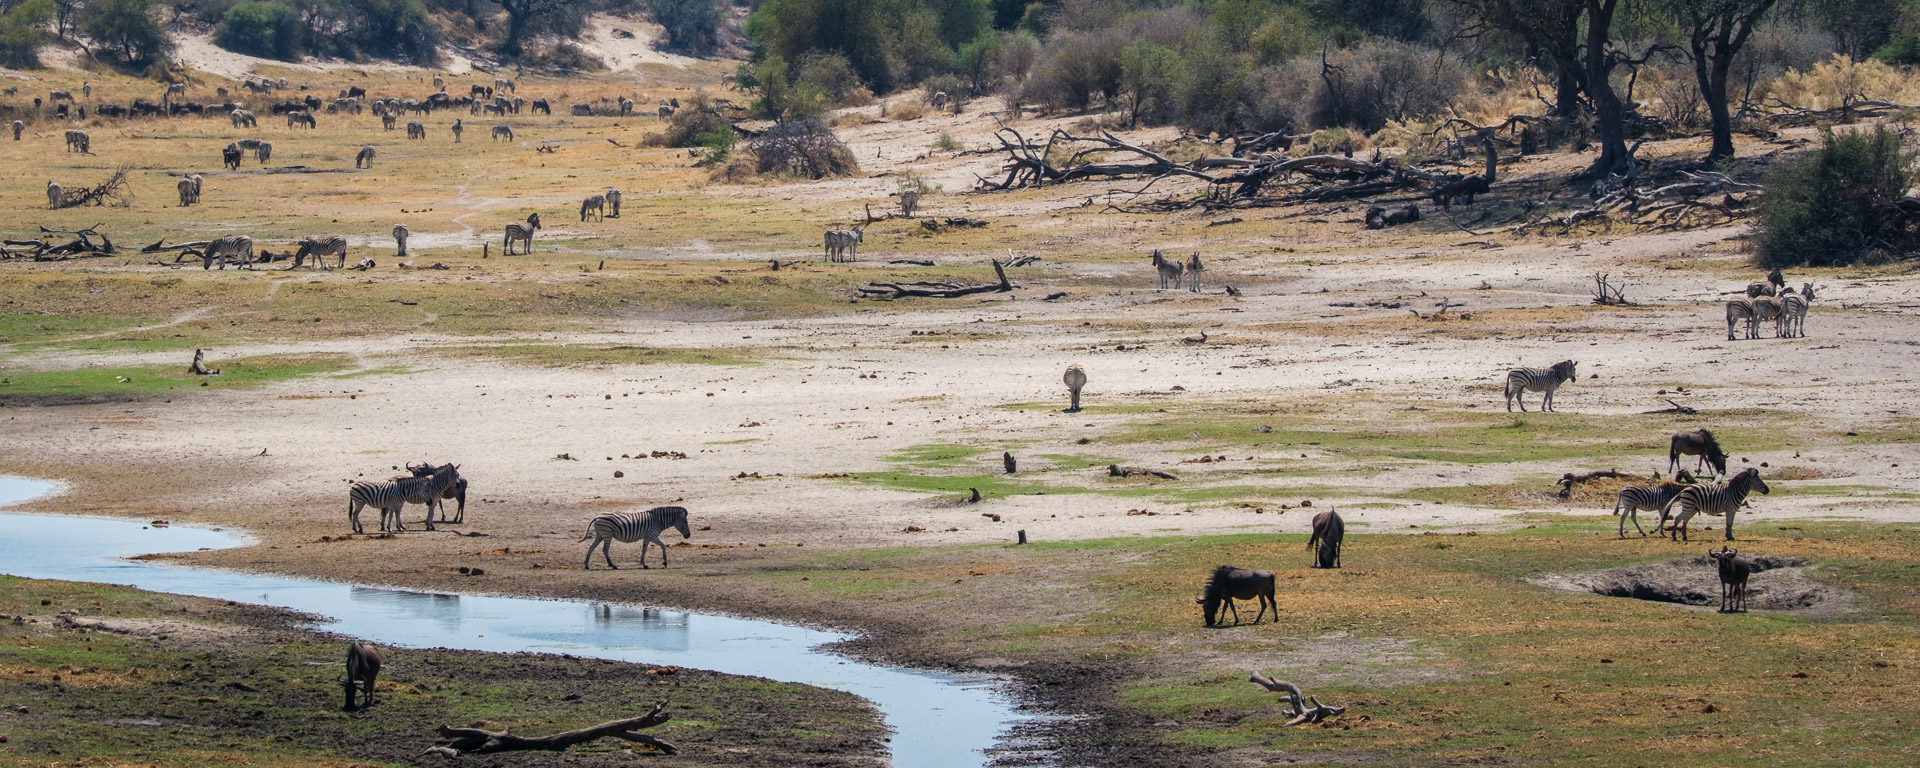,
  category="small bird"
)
[1181,331,1208,345]
[258,448,269,456]
[1225,285,1240,296]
